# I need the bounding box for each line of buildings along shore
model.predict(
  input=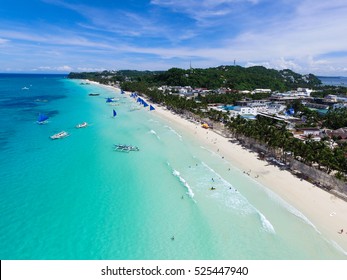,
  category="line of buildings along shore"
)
[157,85,347,142]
